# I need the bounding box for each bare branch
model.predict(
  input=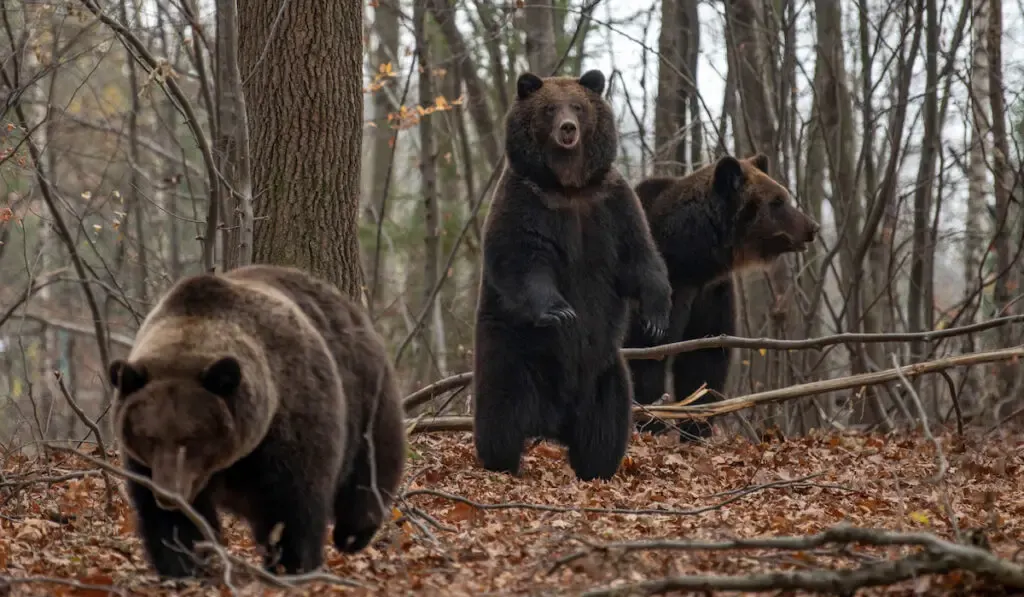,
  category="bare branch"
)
[621,314,1024,361]
[78,0,223,270]
[50,372,114,510]
[44,444,364,591]
[405,347,1024,433]
[572,524,1024,595]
